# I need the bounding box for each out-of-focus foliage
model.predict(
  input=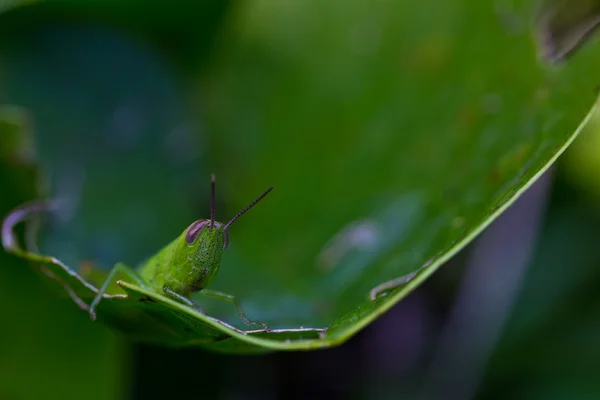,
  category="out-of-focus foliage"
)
[537,0,600,61]
[564,112,600,198]
[479,168,600,399]
[0,107,122,400]
[1,0,600,397]
[0,0,230,67]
